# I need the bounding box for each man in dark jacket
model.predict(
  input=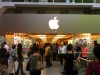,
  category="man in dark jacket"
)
[0,43,7,74]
